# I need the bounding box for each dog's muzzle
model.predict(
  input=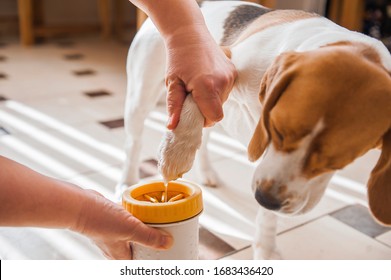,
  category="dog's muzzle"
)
[254,188,282,211]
